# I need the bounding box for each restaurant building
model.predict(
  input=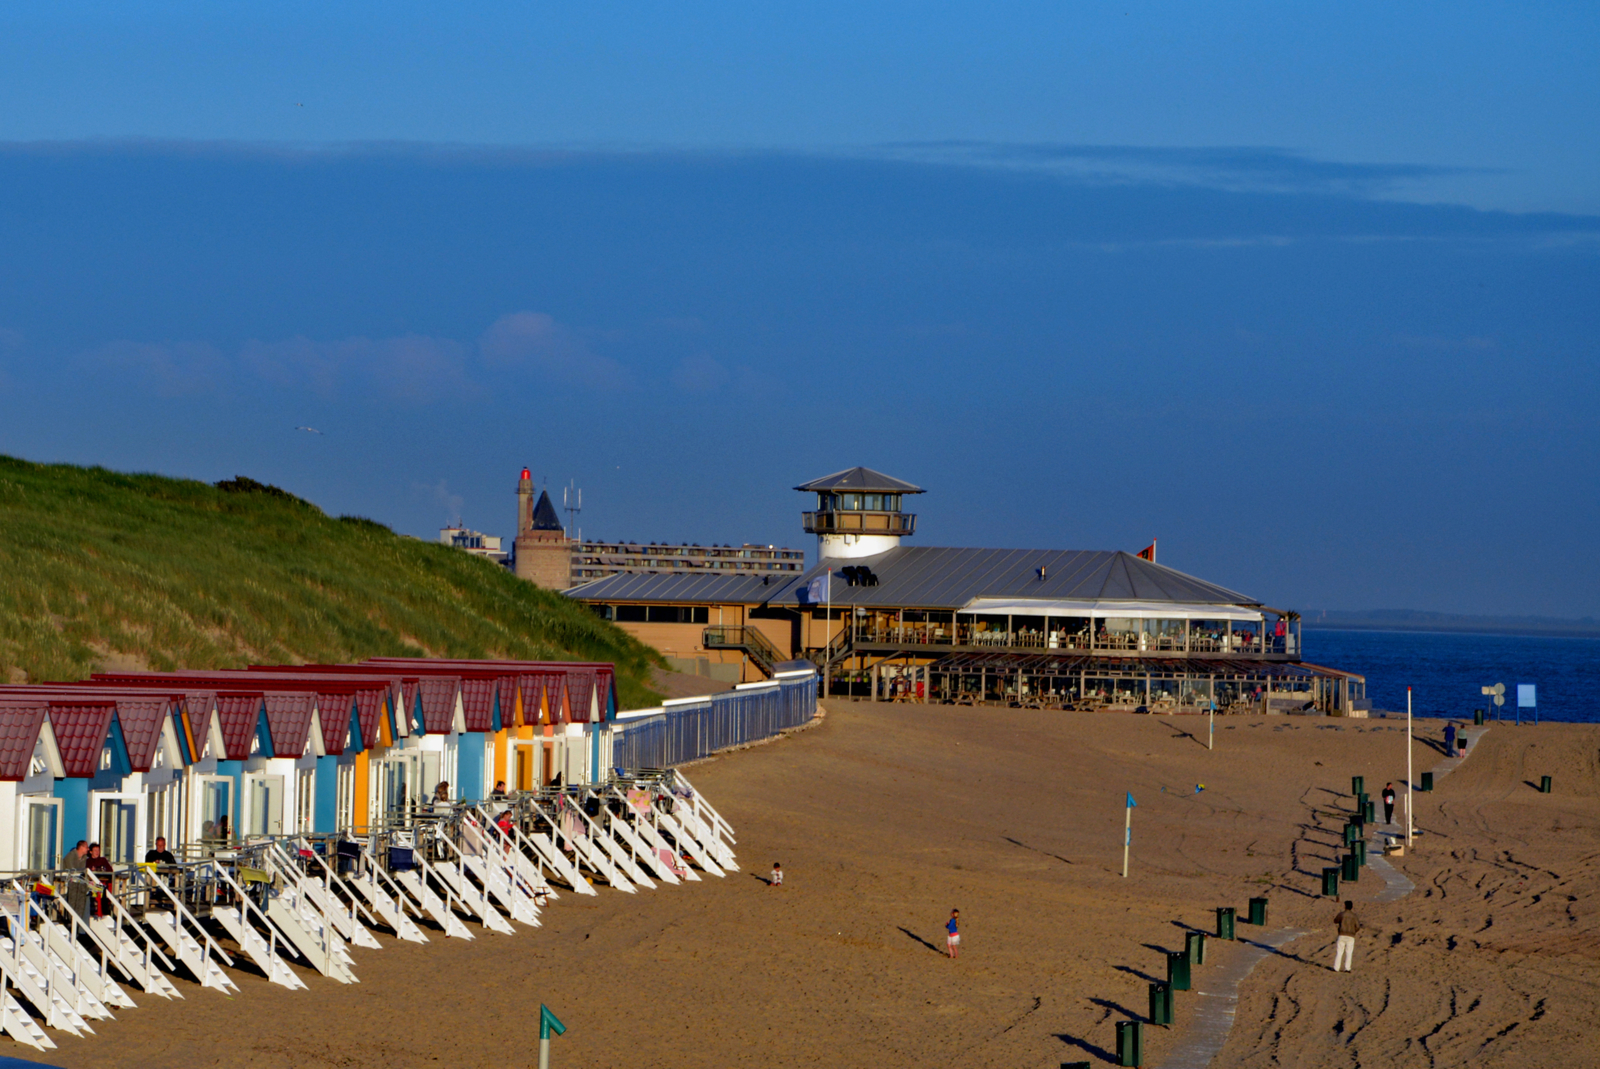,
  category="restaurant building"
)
[568,467,1368,714]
